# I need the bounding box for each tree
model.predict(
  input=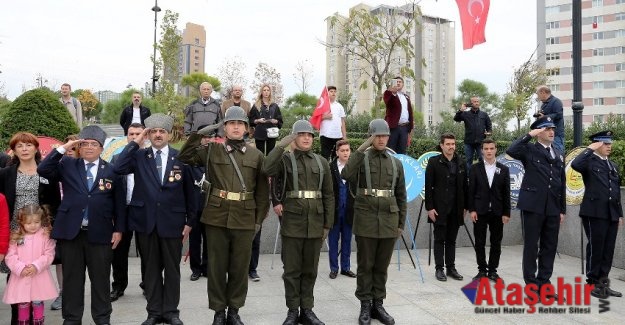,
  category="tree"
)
[325,2,421,107]
[217,56,248,100]
[292,59,313,93]
[181,73,221,98]
[74,89,100,121]
[283,92,317,110]
[0,88,79,148]
[251,62,284,105]
[450,79,500,113]
[500,52,549,132]
[337,91,356,116]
